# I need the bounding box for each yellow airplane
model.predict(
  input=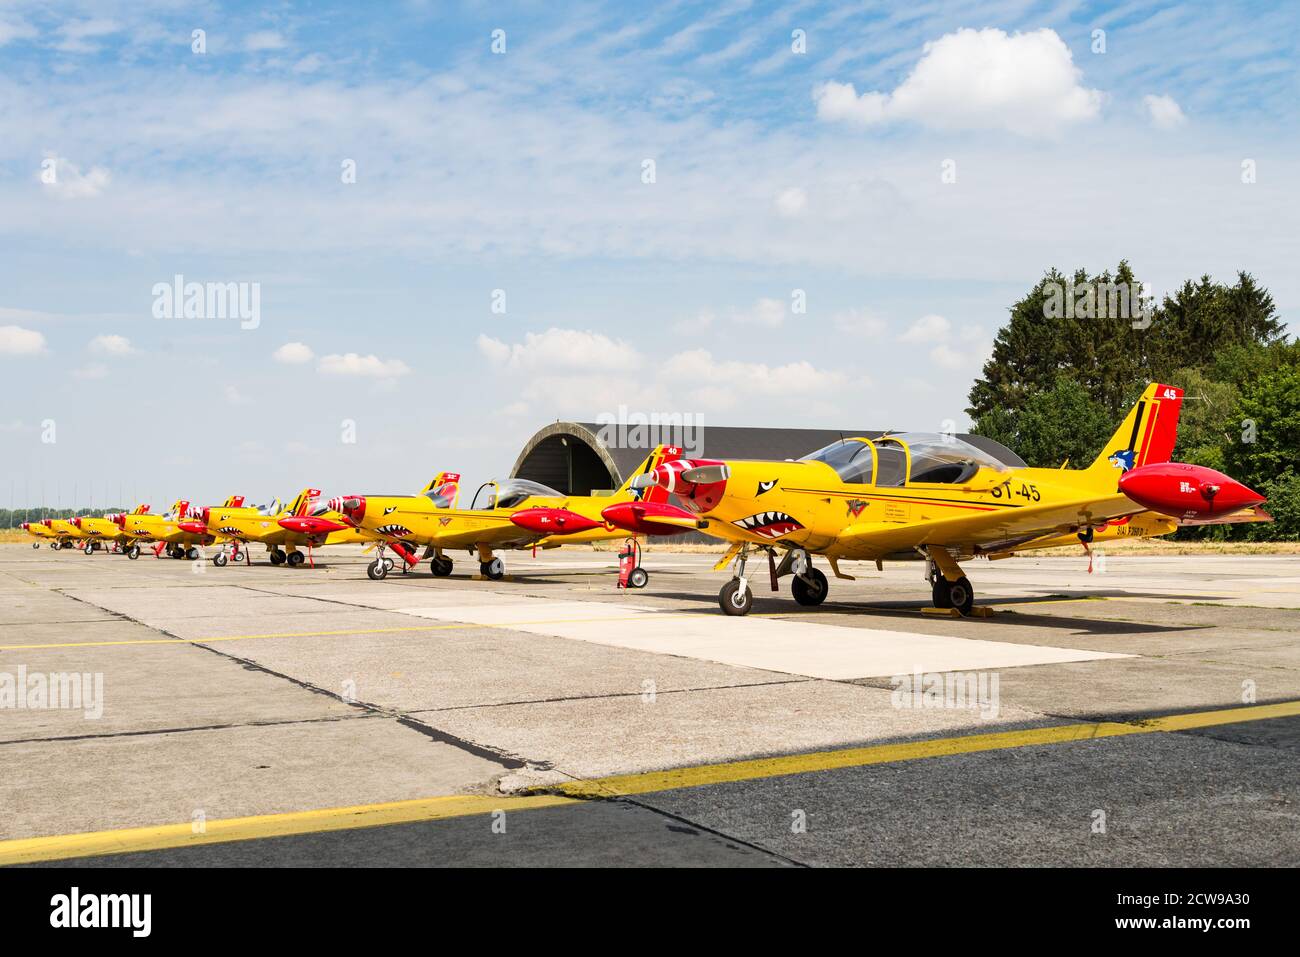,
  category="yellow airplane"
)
[70,505,152,555]
[609,384,1270,615]
[20,520,58,548]
[201,487,383,567]
[328,450,686,582]
[115,499,220,560]
[38,516,86,549]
